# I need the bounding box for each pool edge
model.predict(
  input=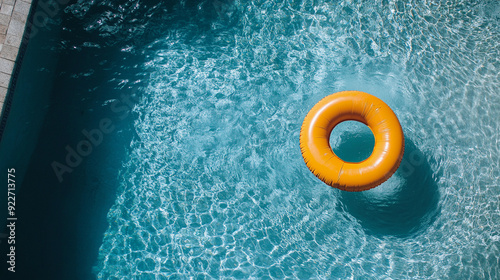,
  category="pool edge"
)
[0,0,37,142]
